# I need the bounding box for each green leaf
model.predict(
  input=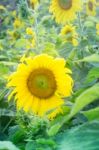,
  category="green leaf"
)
[0,61,17,66]
[0,141,19,150]
[0,109,15,117]
[0,64,9,75]
[86,67,99,83]
[78,54,99,62]
[25,141,35,150]
[82,107,99,121]
[47,123,62,136]
[48,82,99,136]
[57,121,99,150]
[9,126,25,144]
[70,83,99,117]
